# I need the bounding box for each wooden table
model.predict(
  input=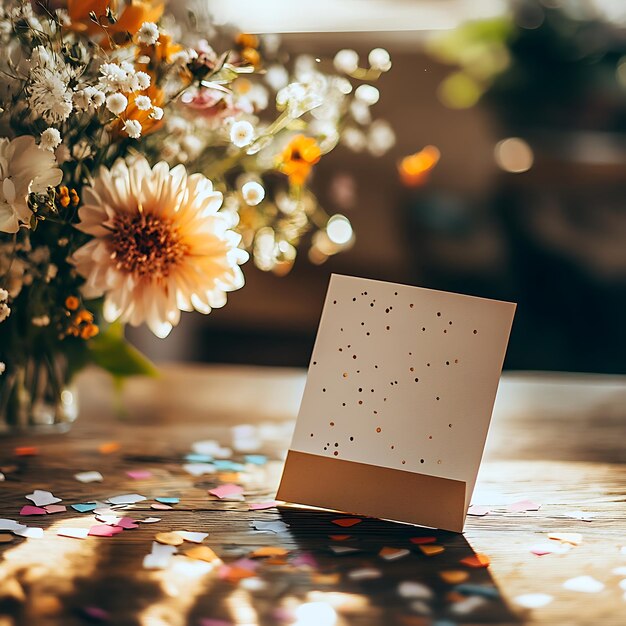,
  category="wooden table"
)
[1,365,625,626]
